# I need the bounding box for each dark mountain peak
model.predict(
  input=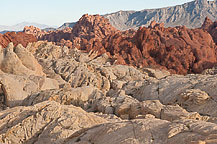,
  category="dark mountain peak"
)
[104,0,216,30]
[194,0,208,5]
[204,16,213,24]
[201,17,213,30]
